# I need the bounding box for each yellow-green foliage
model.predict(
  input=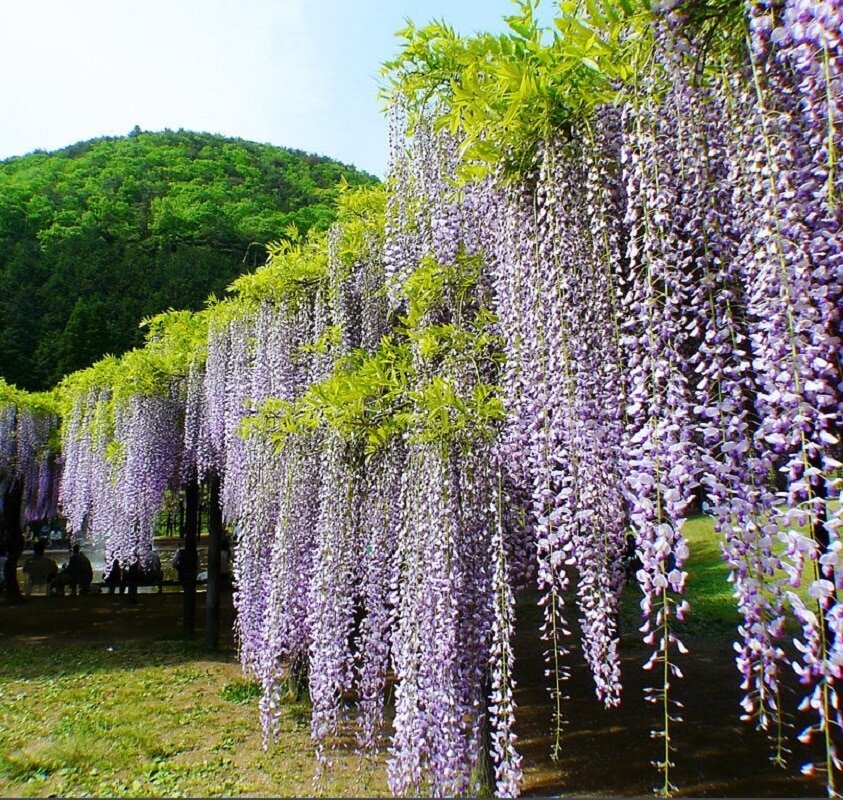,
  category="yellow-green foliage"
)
[229,184,385,308]
[383,0,652,178]
[249,249,505,455]
[140,309,211,374]
[228,235,330,308]
[248,338,413,454]
[383,0,746,180]
[0,377,59,419]
[330,183,386,273]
